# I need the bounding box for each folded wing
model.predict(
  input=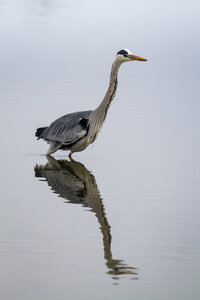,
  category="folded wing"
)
[42,110,92,145]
